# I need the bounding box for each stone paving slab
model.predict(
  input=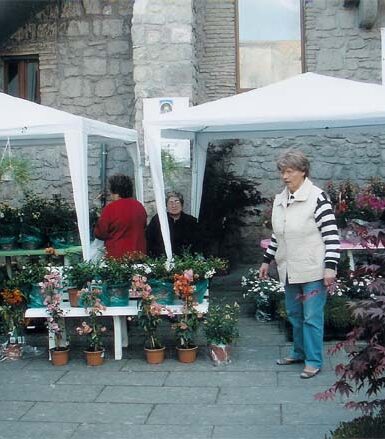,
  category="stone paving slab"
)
[57,370,168,386]
[147,403,280,425]
[21,402,152,424]
[0,383,103,402]
[282,402,357,425]
[70,423,213,439]
[217,385,328,404]
[96,385,218,404]
[0,421,78,439]
[0,369,65,384]
[212,424,338,439]
[23,357,125,371]
[277,370,339,387]
[0,401,34,421]
[164,370,277,387]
